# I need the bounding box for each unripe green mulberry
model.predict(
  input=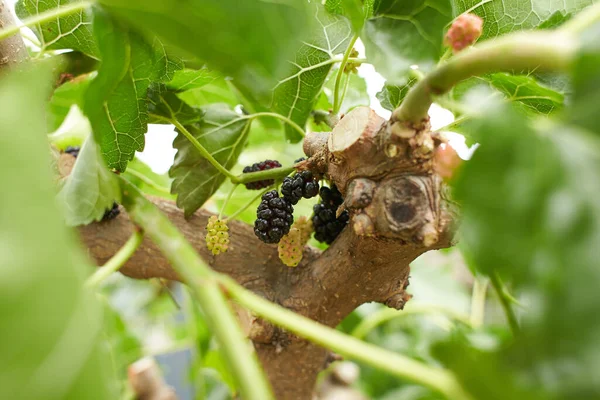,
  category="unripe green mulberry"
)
[278,228,303,267]
[278,217,313,267]
[294,216,313,245]
[206,216,230,255]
